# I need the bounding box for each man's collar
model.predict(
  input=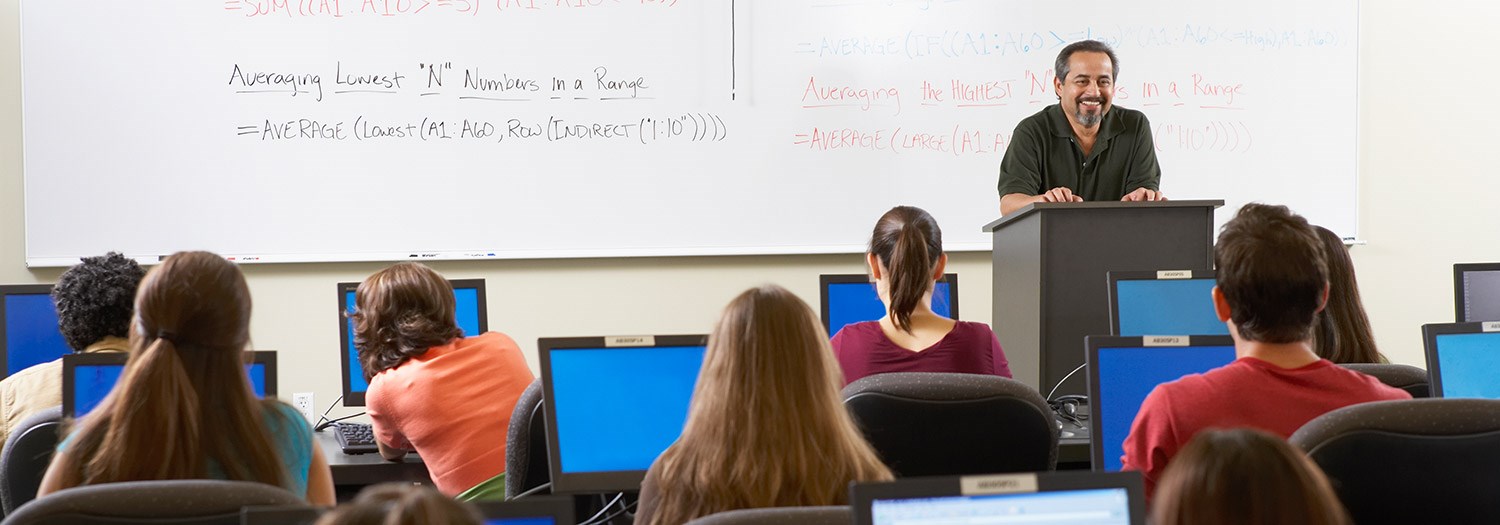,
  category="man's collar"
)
[82,336,130,354]
[1045,103,1127,142]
